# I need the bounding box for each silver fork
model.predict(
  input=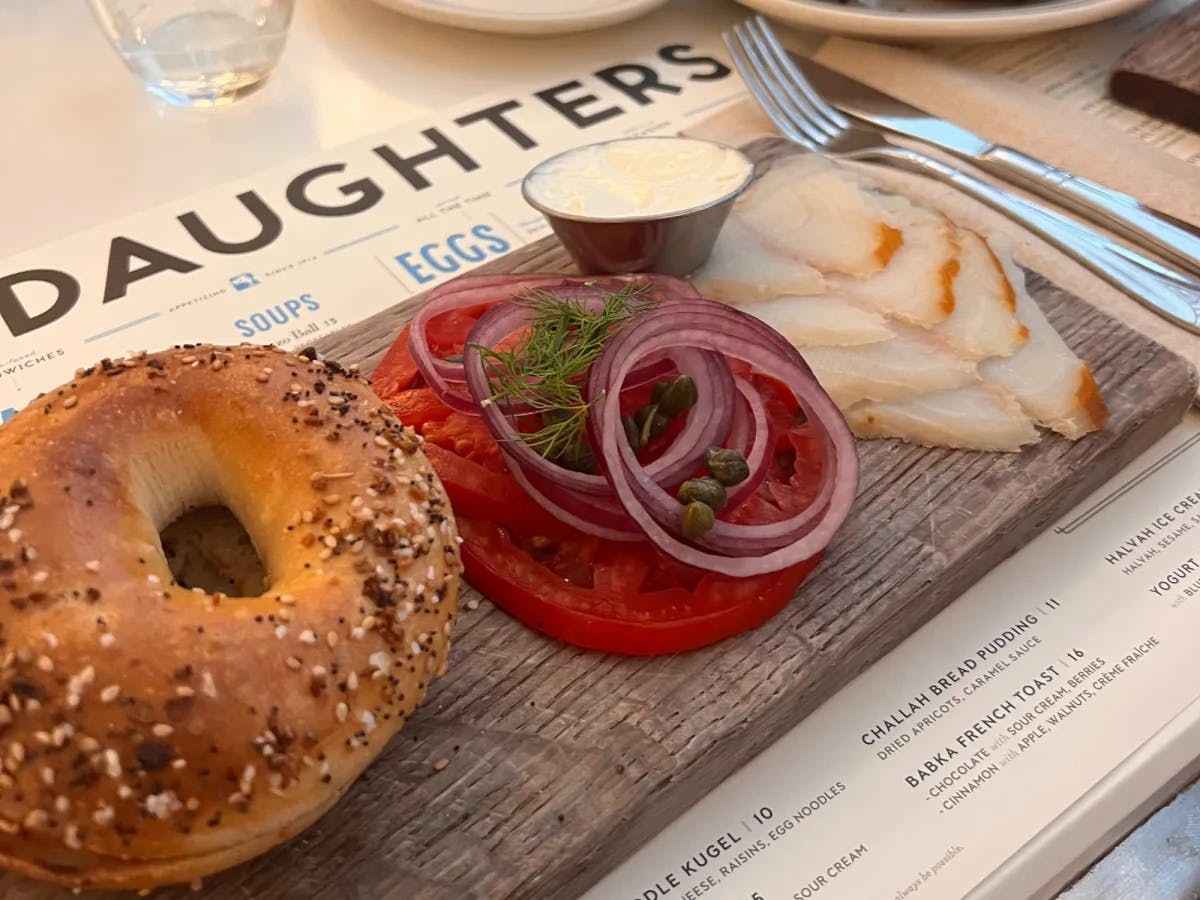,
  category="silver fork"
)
[724,16,1200,335]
